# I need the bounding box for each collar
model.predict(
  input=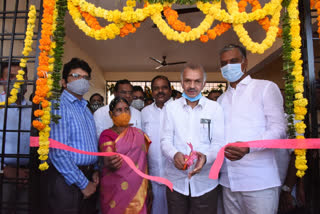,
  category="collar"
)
[239,75,252,85]
[227,75,252,91]
[153,97,173,110]
[181,96,205,109]
[62,90,87,107]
